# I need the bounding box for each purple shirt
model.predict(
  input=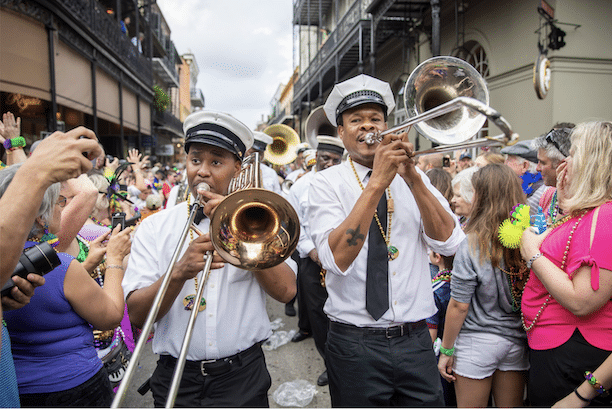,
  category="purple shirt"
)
[3,242,102,394]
